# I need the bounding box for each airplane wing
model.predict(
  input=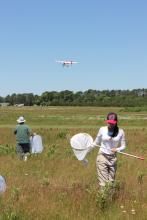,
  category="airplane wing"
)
[56,60,64,63]
[55,60,78,65]
[71,61,78,64]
